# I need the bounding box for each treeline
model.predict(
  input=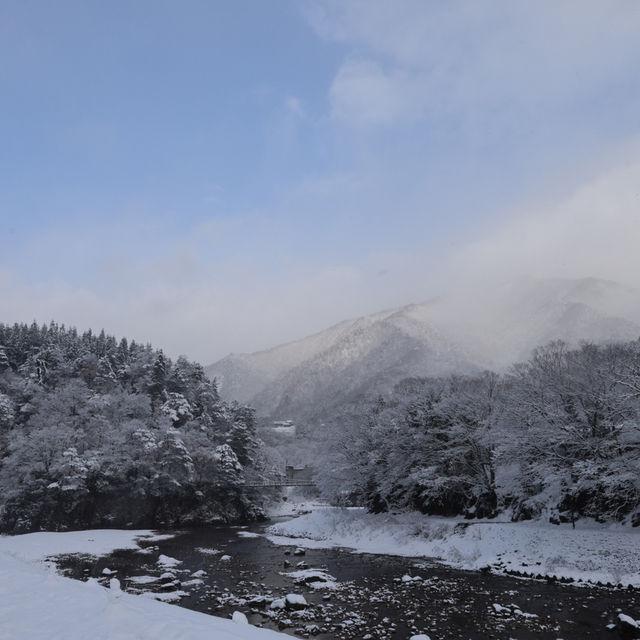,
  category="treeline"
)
[0,321,268,533]
[318,340,640,525]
